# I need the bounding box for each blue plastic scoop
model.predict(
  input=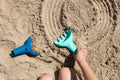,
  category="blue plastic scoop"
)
[54,30,77,54]
[11,35,39,57]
